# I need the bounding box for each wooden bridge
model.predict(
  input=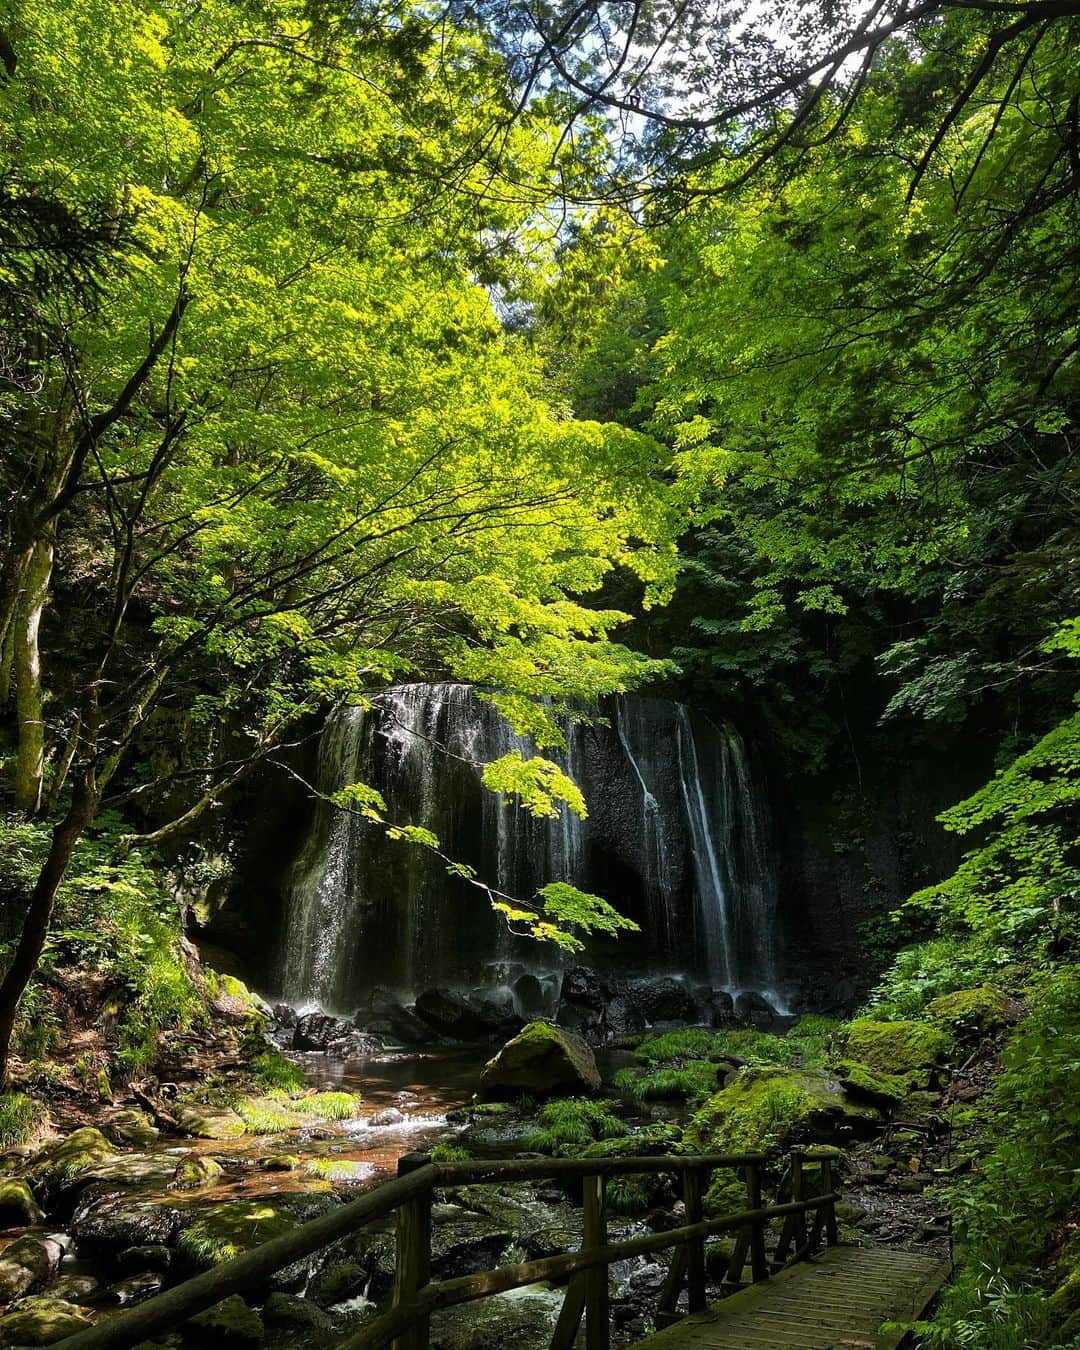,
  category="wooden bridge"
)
[50,1149,949,1350]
